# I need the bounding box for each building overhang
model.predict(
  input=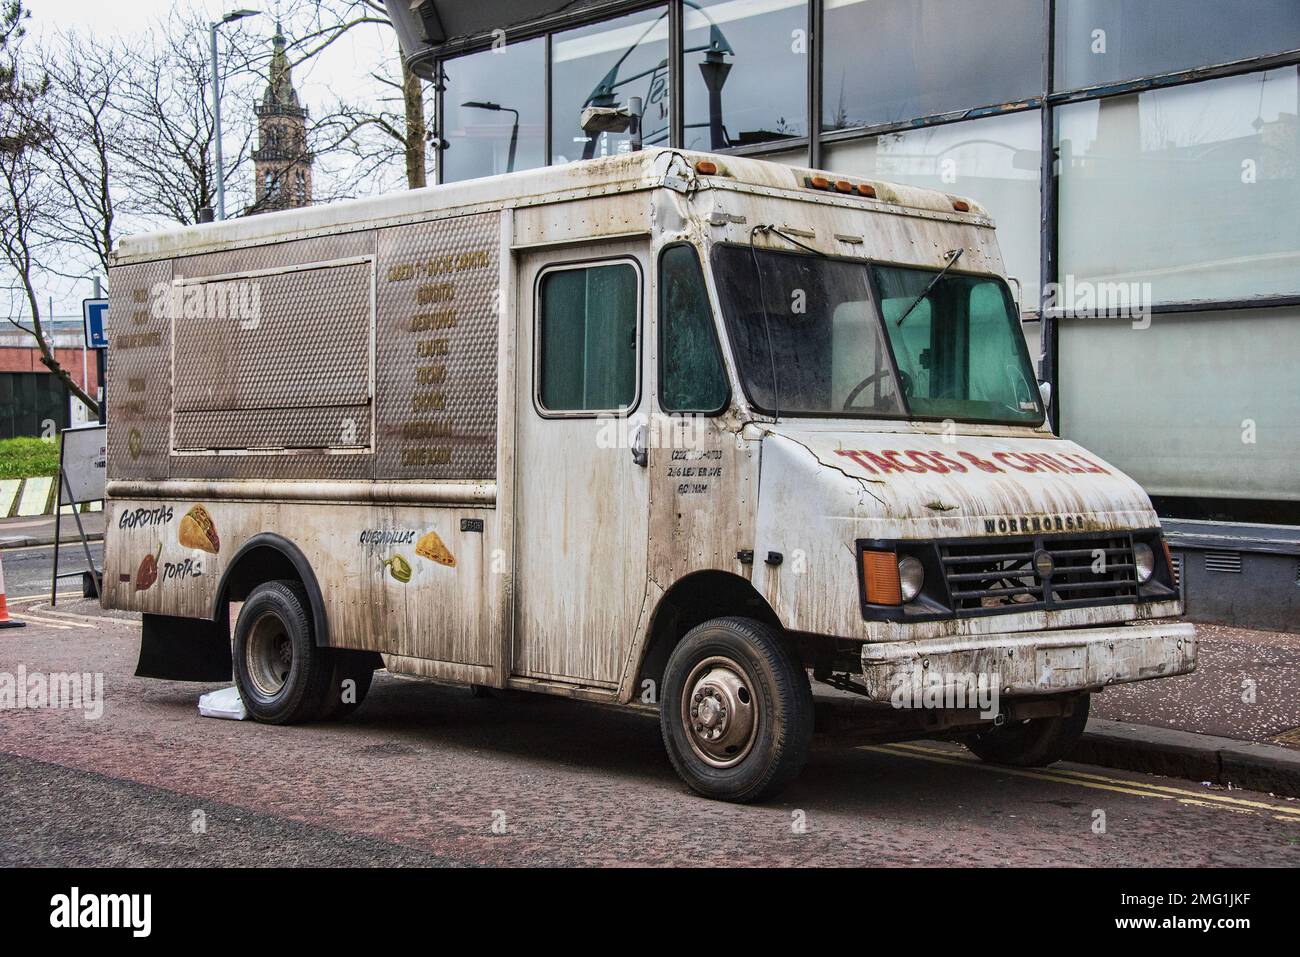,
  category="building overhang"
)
[382,0,647,74]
